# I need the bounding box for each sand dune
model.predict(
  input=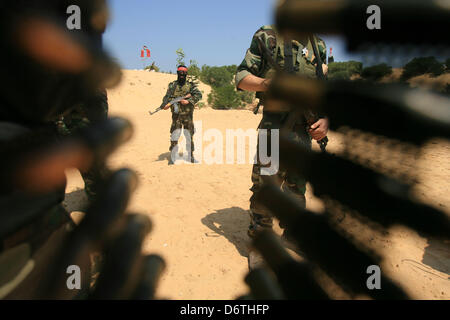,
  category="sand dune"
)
[64,70,449,300]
